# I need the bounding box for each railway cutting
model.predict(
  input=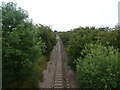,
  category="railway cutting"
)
[40,36,76,88]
